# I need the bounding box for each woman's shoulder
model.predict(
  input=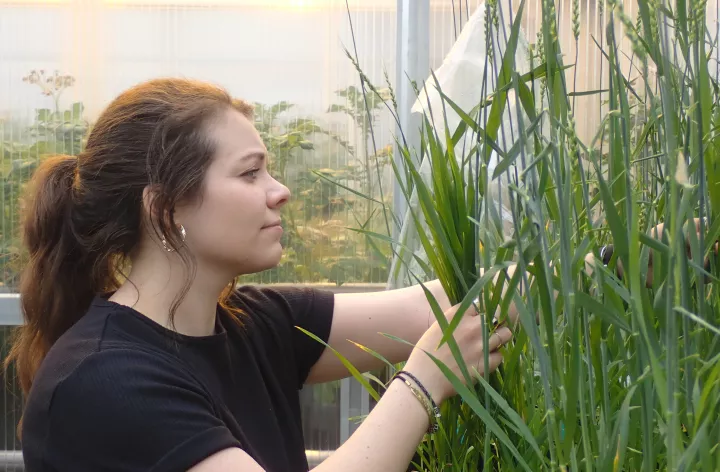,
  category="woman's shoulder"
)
[225,284,334,348]
[227,284,335,389]
[22,333,234,472]
[229,284,334,324]
[28,331,205,416]
[22,337,214,459]
[35,298,185,383]
[54,346,207,404]
[26,299,208,419]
